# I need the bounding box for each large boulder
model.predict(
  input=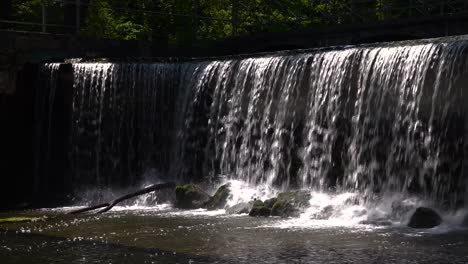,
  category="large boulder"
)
[277,191,311,208]
[264,198,278,209]
[407,207,442,228]
[175,184,210,209]
[226,202,252,214]
[271,201,298,217]
[271,190,311,218]
[249,200,271,217]
[205,184,232,210]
